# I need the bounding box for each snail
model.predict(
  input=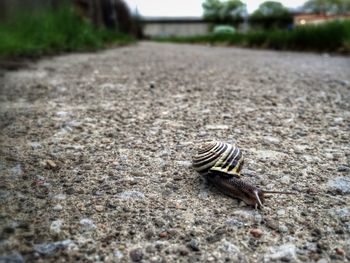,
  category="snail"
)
[192,141,294,208]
